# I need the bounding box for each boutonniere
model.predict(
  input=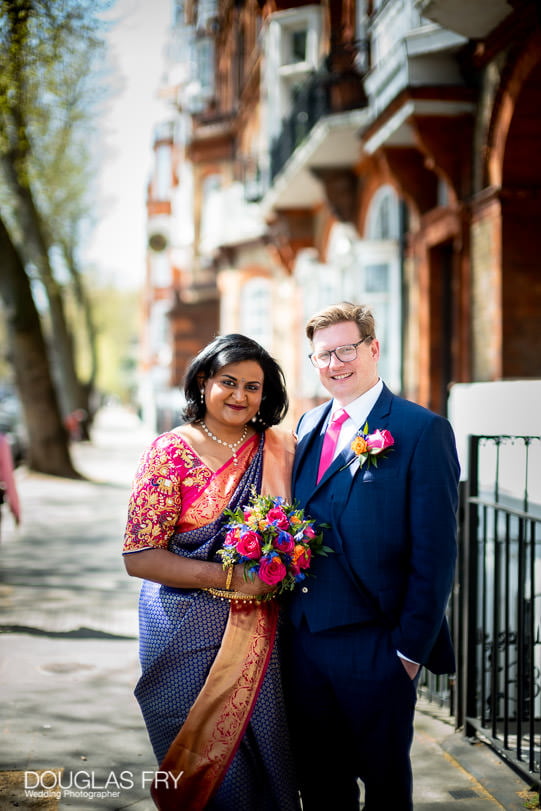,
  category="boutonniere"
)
[342,422,395,471]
